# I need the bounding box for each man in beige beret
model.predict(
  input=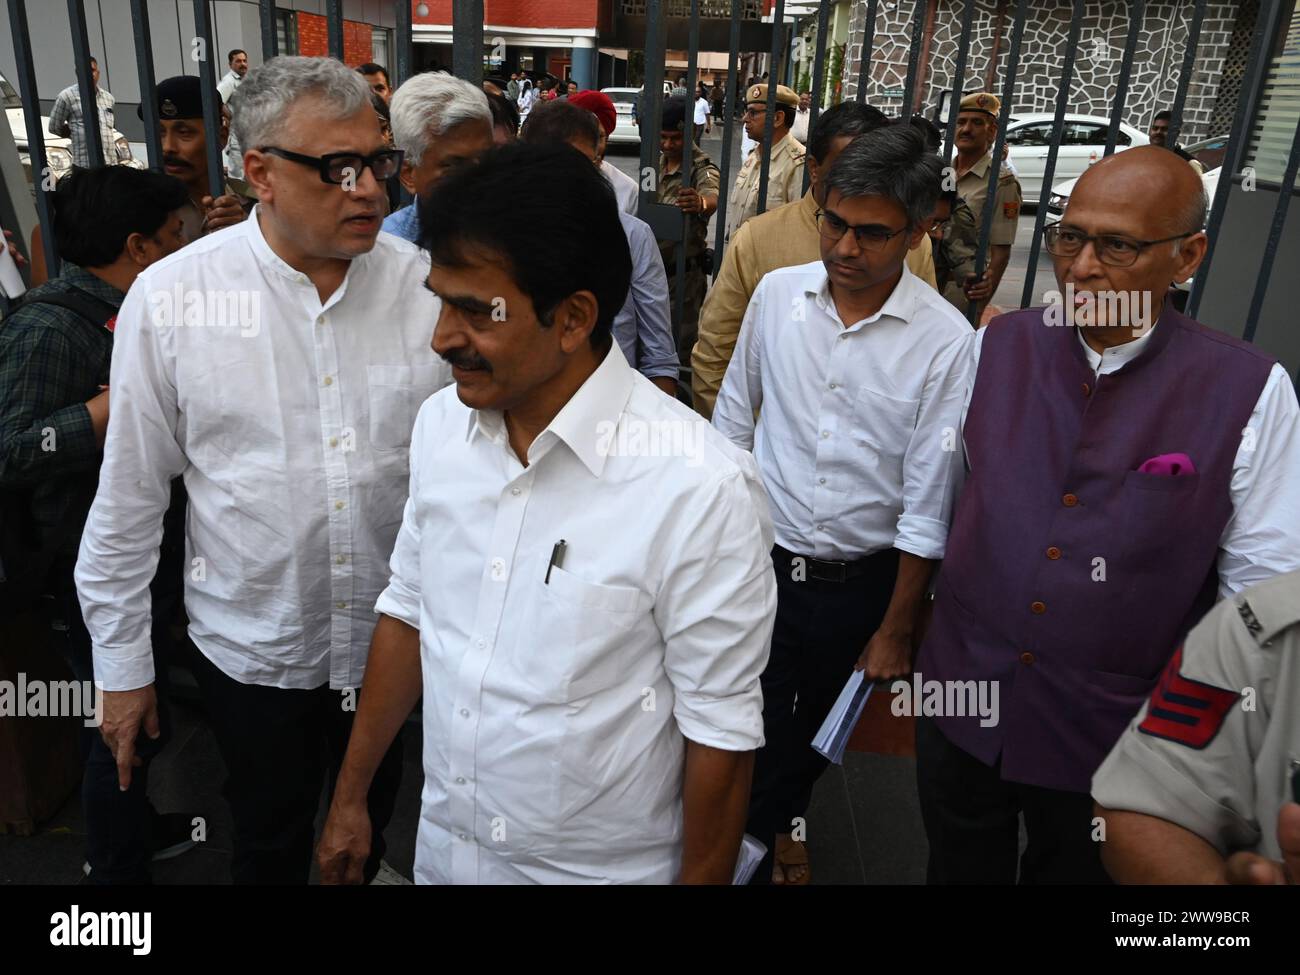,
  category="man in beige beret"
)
[724,83,807,244]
